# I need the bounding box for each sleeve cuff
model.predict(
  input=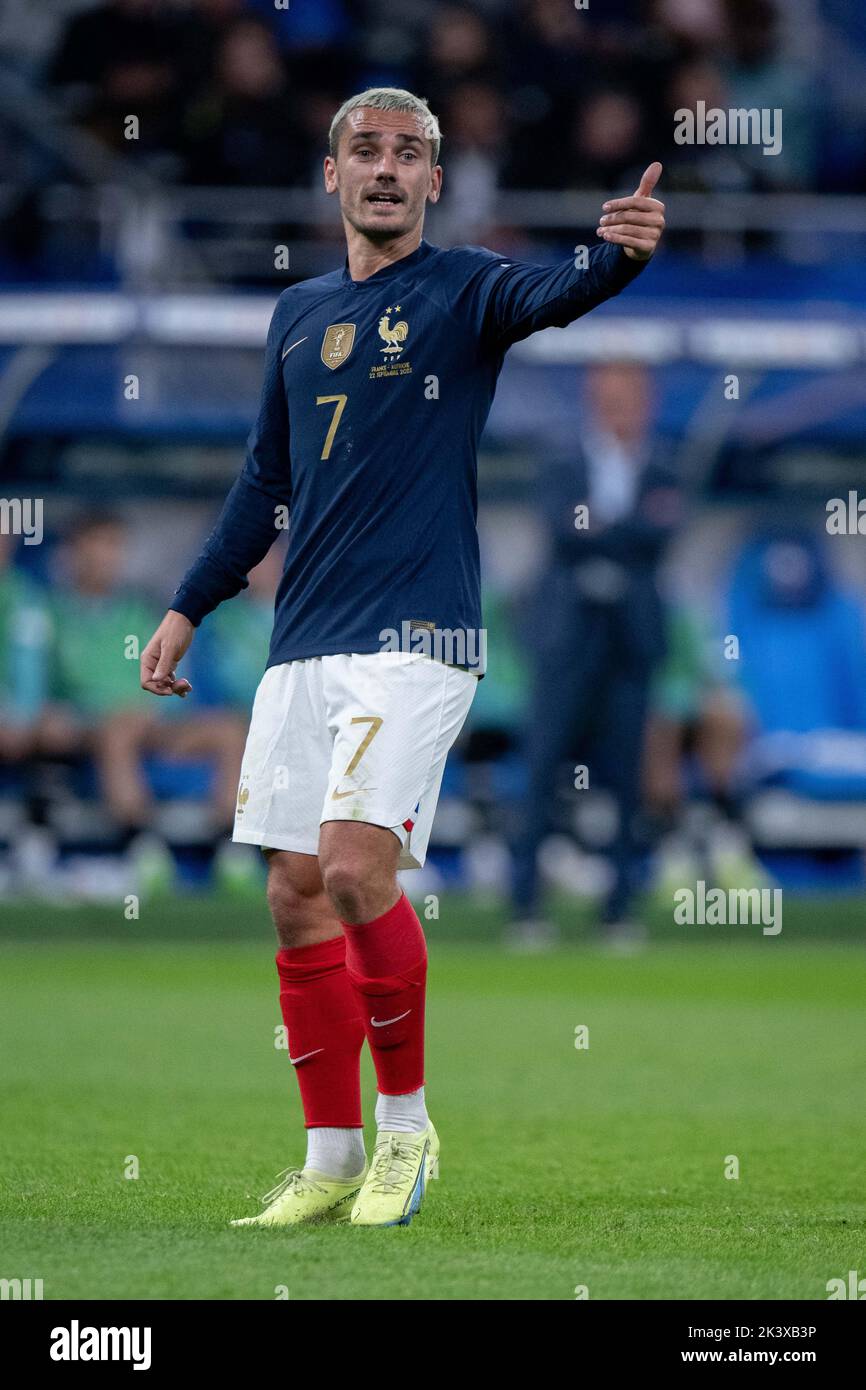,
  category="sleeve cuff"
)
[169,583,215,628]
[609,242,650,287]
